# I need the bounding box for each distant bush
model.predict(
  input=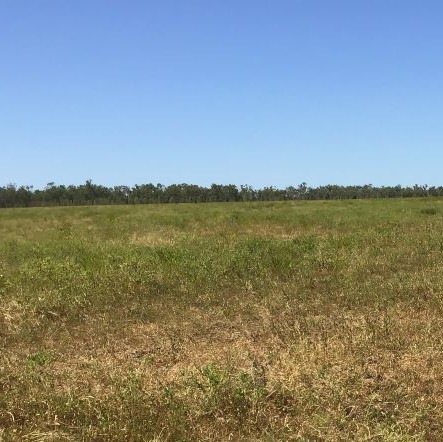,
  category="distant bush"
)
[1,181,441,208]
